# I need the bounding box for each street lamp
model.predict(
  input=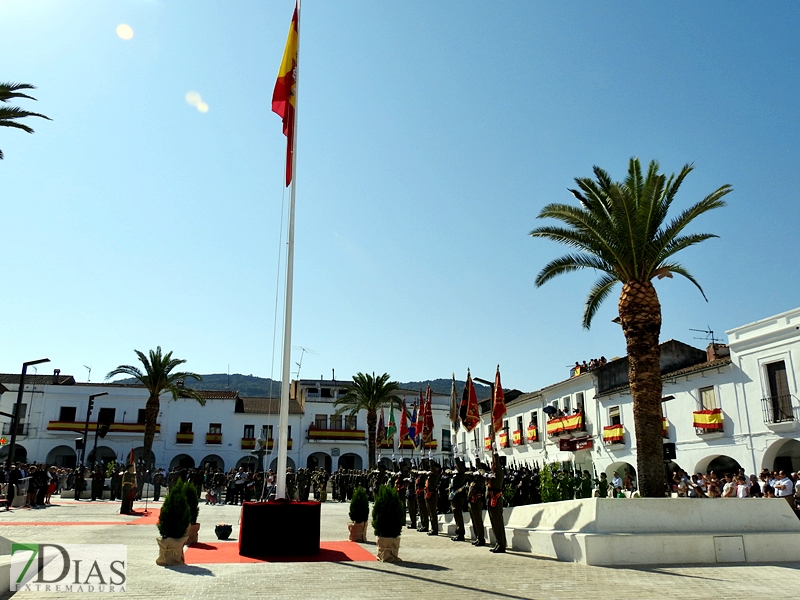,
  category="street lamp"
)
[5,358,49,473]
